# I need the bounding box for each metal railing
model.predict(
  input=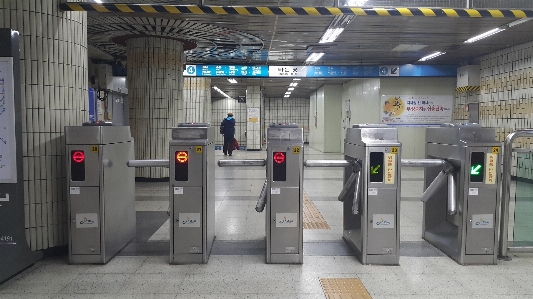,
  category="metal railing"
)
[499,129,533,259]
